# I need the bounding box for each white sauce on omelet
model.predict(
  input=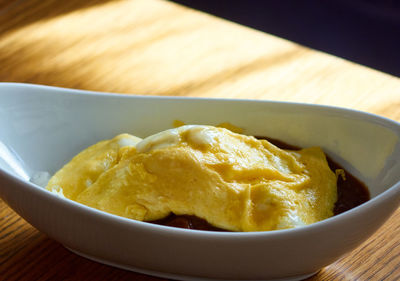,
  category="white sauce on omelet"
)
[136,125,217,153]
